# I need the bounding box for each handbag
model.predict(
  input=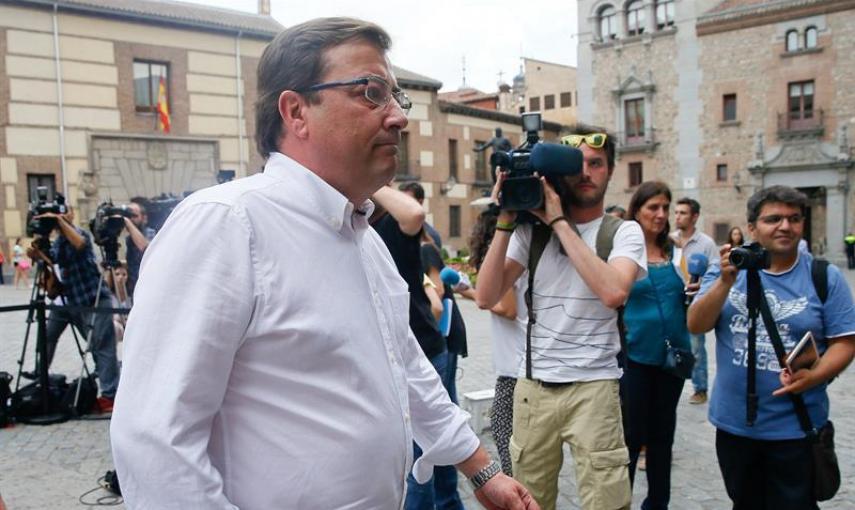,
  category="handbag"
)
[754,287,840,501]
[649,262,695,379]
